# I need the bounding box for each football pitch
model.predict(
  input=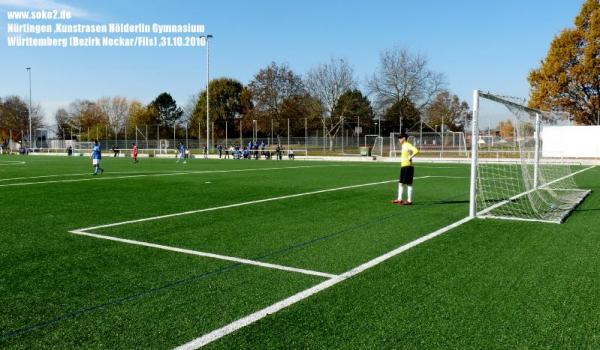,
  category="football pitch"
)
[1,155,599,349]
